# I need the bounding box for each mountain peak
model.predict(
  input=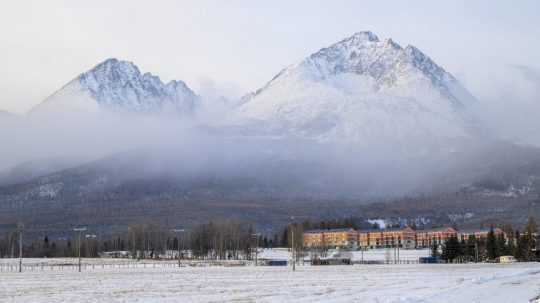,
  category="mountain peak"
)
[347,31,380,43]
[238,31,477,141]
[83,58,142,83]
[98,57,120,66]
[94,58,137,71]
[312,31,381,59]
[33,59,199,115]
[285,32,470,105]
[246,32,472,106]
